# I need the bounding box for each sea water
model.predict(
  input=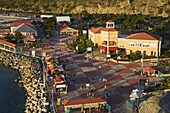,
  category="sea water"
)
[0,66,25,113]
